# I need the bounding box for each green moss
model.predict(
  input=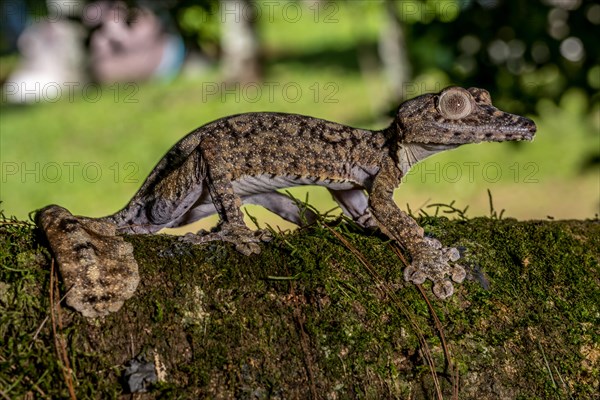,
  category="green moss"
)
[1,214,598,398]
